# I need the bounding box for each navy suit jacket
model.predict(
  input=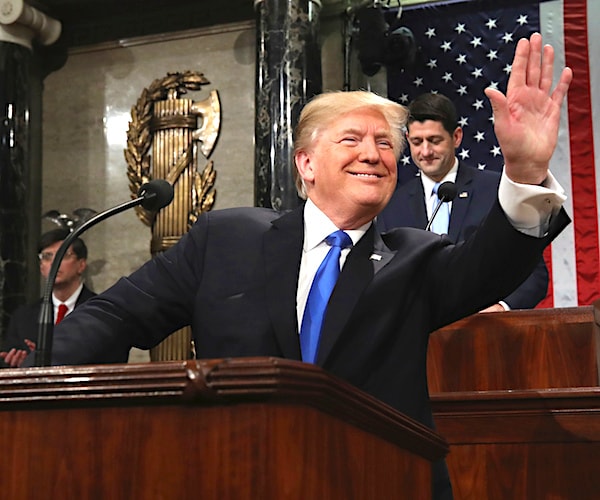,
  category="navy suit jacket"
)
[377,164,549,309]
[33,201,568,433]
[1,285,112,366]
